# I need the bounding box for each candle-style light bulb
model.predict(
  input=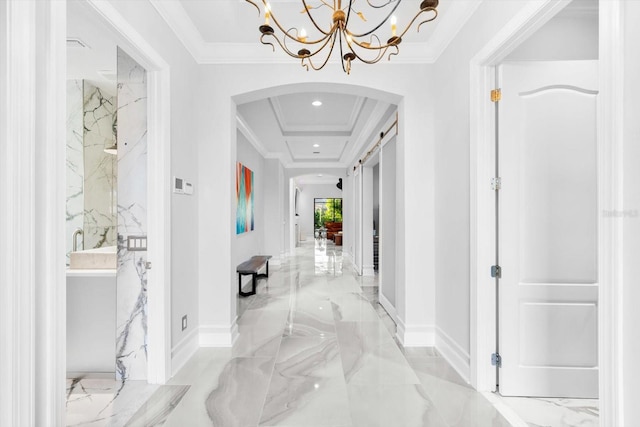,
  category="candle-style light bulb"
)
[299,28,307,42]
[390,15,397,37]
[264,3,271,25]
